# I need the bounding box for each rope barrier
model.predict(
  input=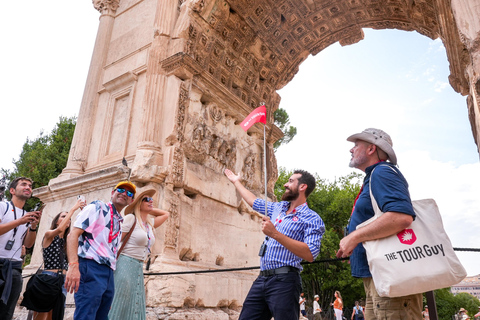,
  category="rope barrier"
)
[453,247,480,252]
[143,257,349,276]
[20,247,479,278]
